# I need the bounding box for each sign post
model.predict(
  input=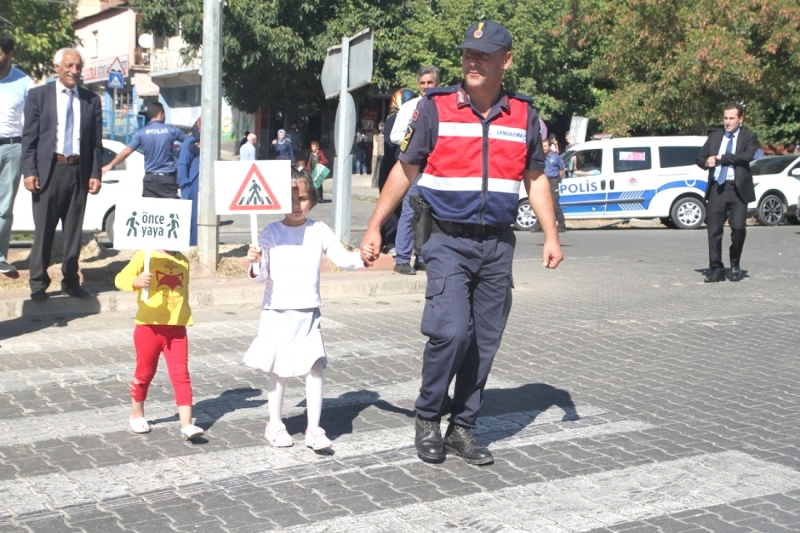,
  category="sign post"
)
[320,29,373,242]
